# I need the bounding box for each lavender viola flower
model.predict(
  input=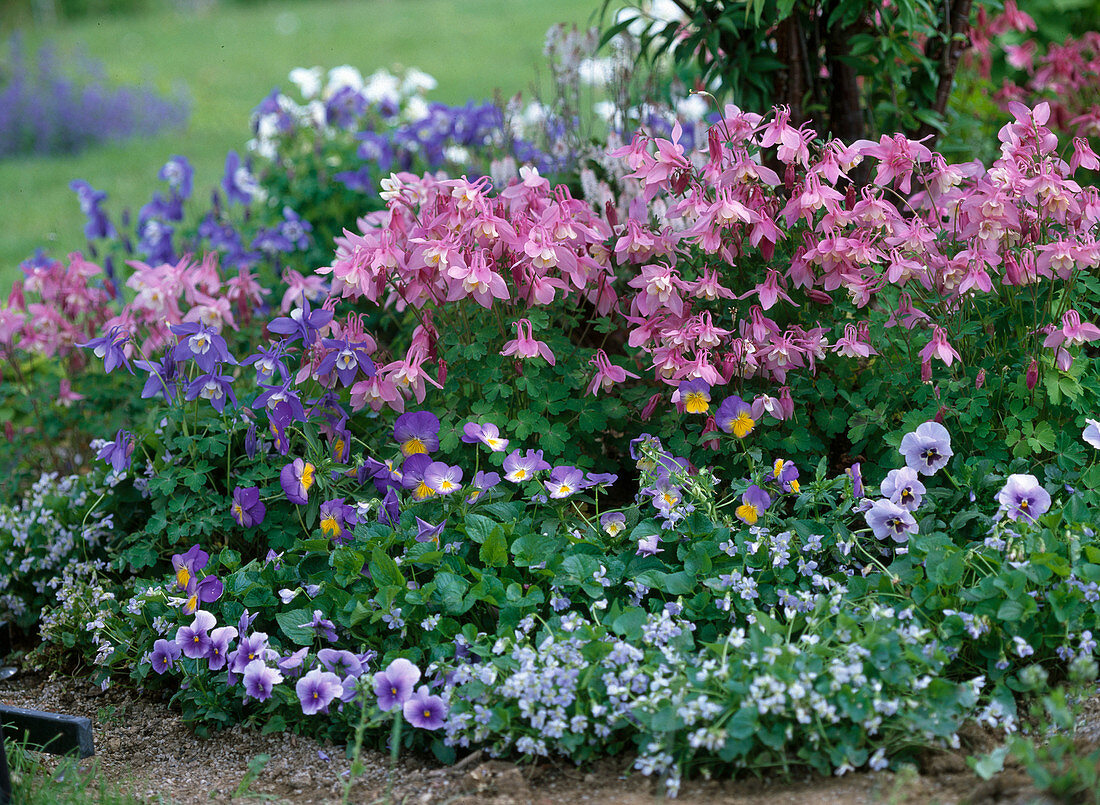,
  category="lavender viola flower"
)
[172,544,210,591]
[182,574,223,616]
[309,610,338,642]
[243,659,283,702]
[223,150,259,205]
[267,294,334,348]
[460,421,509,452]
[175,610,217,659]
[467,471,500,503]
[150,638,181,675]
[772,459,800,493]
[77,324,133,374]
[319,498,358,544]
[253,378,306,421]
[502,449,550,483]
[403,685,447,730]
[97,429,134,473]
[245,422,258,460]
[678,378,711,414]
[170,321,236,372]
[585,472,618,489]
[715,395,755,438]
[328,420,352,464]
[277,647,310,677]
[423,462,462,495]
[600,512,626,537]
[649,478,683,517]
[847,462,865,498]
[636,533,662,556]
[880,467,926,511]
[899,421,953,475]
[735,485,771,525]
[996,474,1052,522]
[241,342,290,385]
[231,486,266,528]
[415,517,446,543]
[135,352,179,402]
[228,631,271,675]
[865,499,918,543]
[545,465,584,499]
[1083,419,1100,449]
[280,458,316,505]
[296,668,343,715]
[318,649,363,678]
[628,433,663,464]
[379,486,401,527]
[373,657,421,712]
[317,337,376,387]
[393,411,441,456]
[185,370,237,413]
[207,625,238,671]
